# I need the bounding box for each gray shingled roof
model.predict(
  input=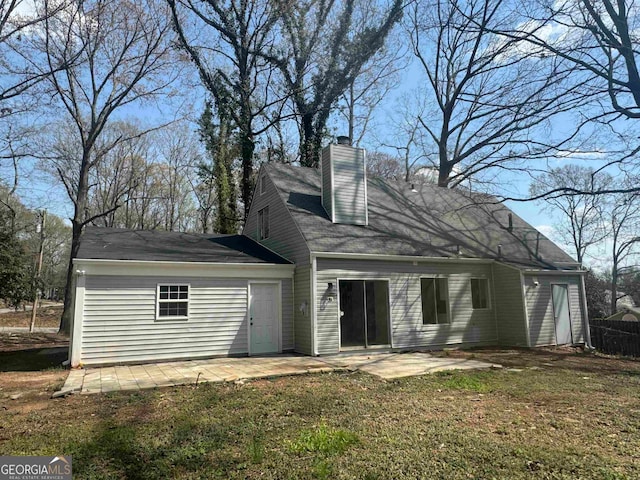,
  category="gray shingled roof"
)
[266,163,577,269]
[77,227,291,264]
